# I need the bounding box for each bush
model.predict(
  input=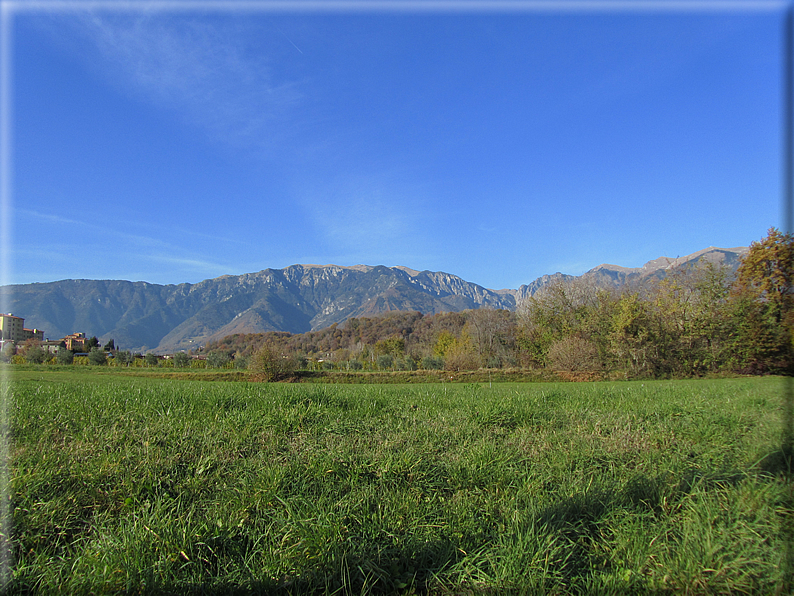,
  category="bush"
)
[348,359,363,370]
[56,347,74,365]
[24,346,46,365]
[88,348,107,366]
[173,352,190,368]
[114,351,133,367]
[207,351,231,369]
[249,344,296,381]
[394,356,417,371]
[547,336,602,372]
[421,356,444,370]
[444,345,480,372]
[376,354,393,370]
[144,353,159,367]
[0,343,14,363]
